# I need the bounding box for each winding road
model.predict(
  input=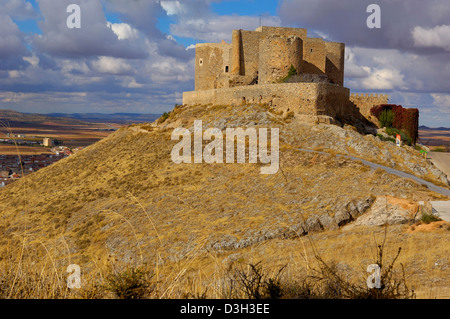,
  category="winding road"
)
[298,148,450,197]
